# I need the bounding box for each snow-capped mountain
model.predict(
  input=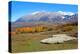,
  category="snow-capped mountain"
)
[13,11,78,27]
[15,11,63,22]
